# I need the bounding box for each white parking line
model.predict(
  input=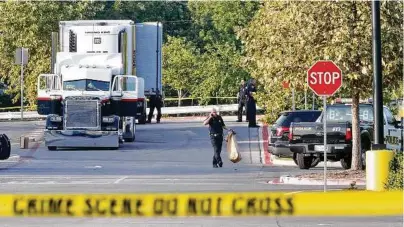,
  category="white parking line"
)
[237,140,263,144]
[114,176,128,184]
[284,191,304,195]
